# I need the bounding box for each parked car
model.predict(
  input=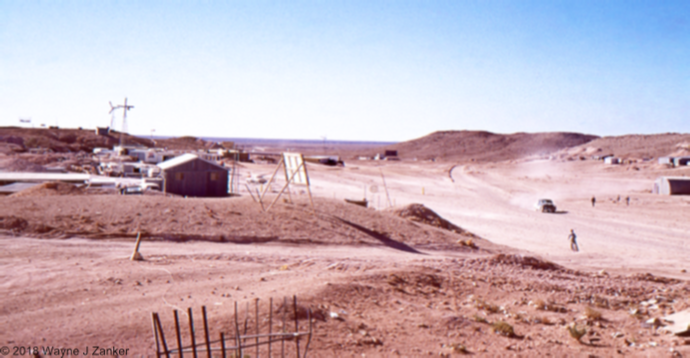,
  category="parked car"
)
[535,199,556,213]
[119,182,159,195]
